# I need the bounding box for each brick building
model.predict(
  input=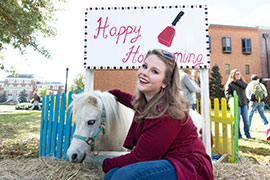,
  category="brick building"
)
[258,27,270,78]
[0,81,4,92]
[208,24,260,86]
[0,74,64,103]
[94,70,137,94]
